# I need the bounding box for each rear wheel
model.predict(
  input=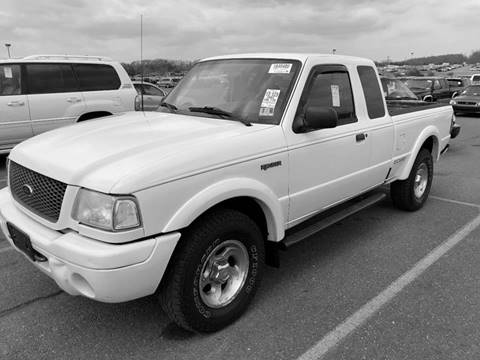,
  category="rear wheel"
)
[159,208,265,332]
[391,148,433,211]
